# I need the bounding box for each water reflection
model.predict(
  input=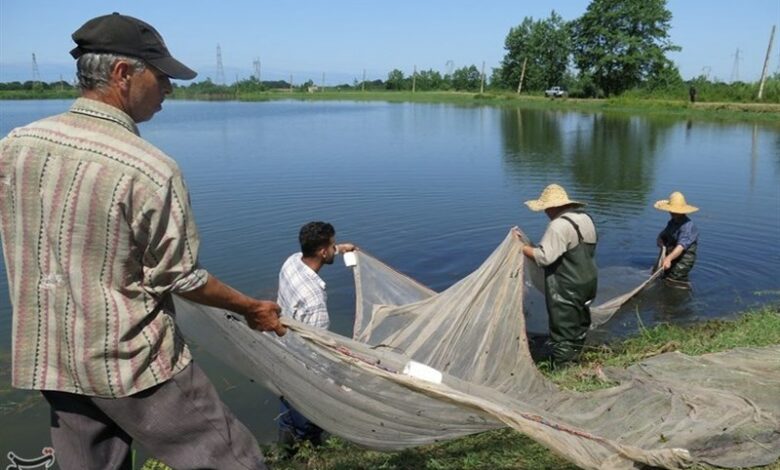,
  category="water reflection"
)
[500,108,566,171]
[752,124,758,189]
[0,100,777,454]
[500,108,676,214]
[569,115,674,213]
[773,129,780,177]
